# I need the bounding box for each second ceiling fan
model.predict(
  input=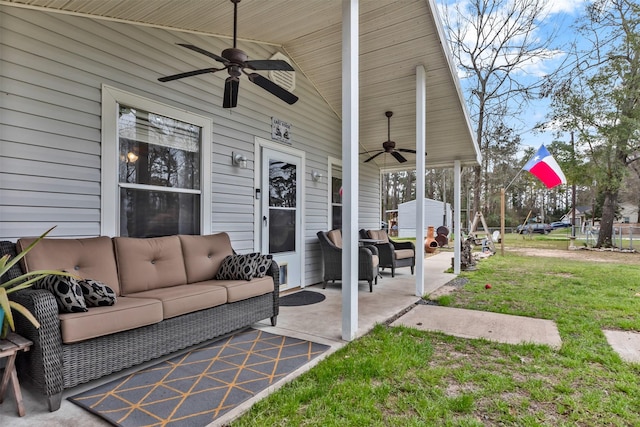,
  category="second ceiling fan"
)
[157,0,298,108]
[363,111,422,164]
